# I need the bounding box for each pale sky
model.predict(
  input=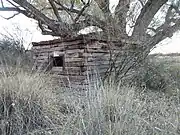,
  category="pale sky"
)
[0,0,180,53]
